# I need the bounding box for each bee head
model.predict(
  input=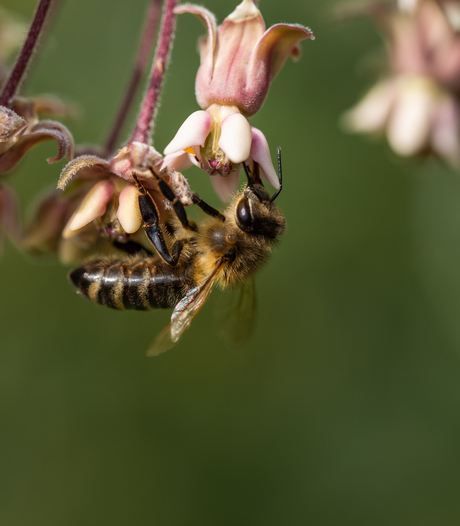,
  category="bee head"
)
[234,156,286,239]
